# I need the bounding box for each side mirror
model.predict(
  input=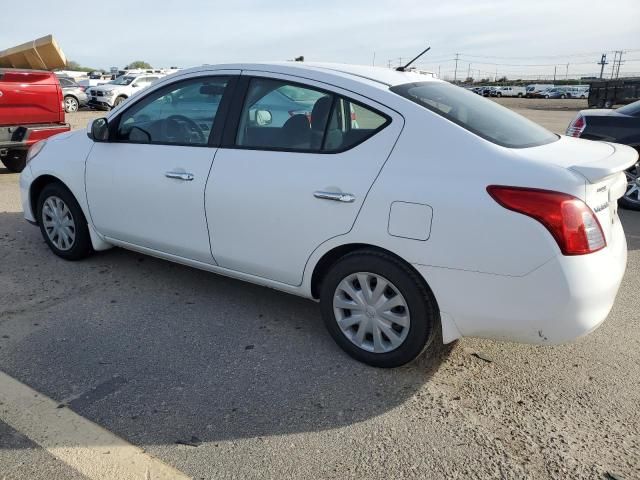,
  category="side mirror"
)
[88,117,109,142]
[255,109,273,126]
